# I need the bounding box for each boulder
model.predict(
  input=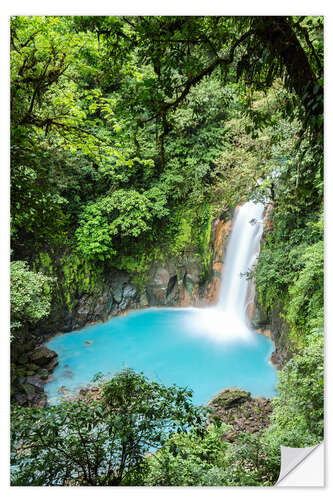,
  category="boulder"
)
[123,284,138,300]
[26,375,44,390]
[208,388,273,440]
[45,357,59,372]
[30,346,57,367]
[210,388,251,409]
[22,383,36,401]
[112,283,124,303]
[118,298,129,311]
[15,393,28,405]
[146,266,172,305]
[37,395,47,408]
